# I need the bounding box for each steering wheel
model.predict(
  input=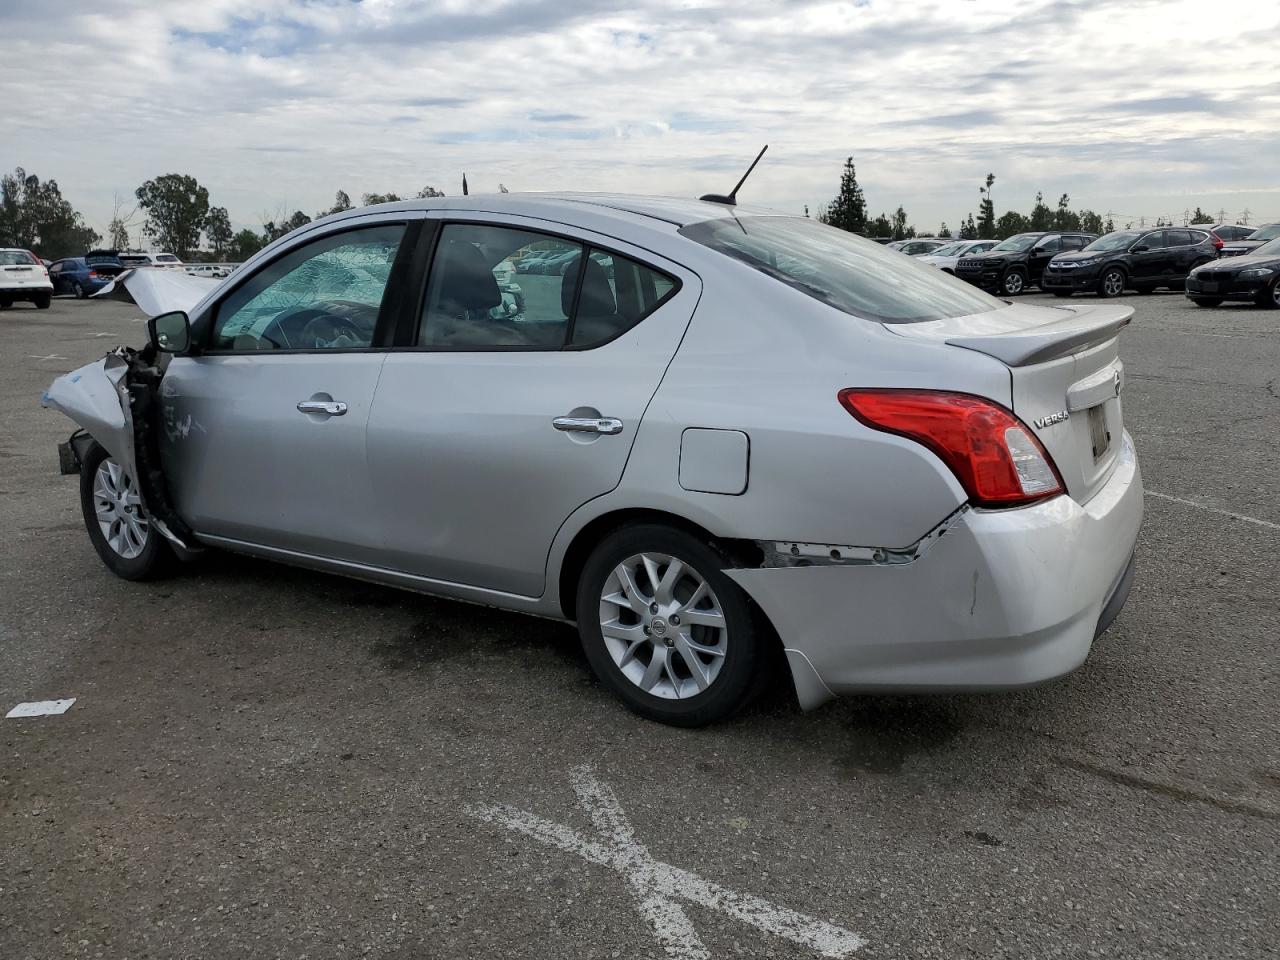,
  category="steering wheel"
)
[294,309,366,349]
